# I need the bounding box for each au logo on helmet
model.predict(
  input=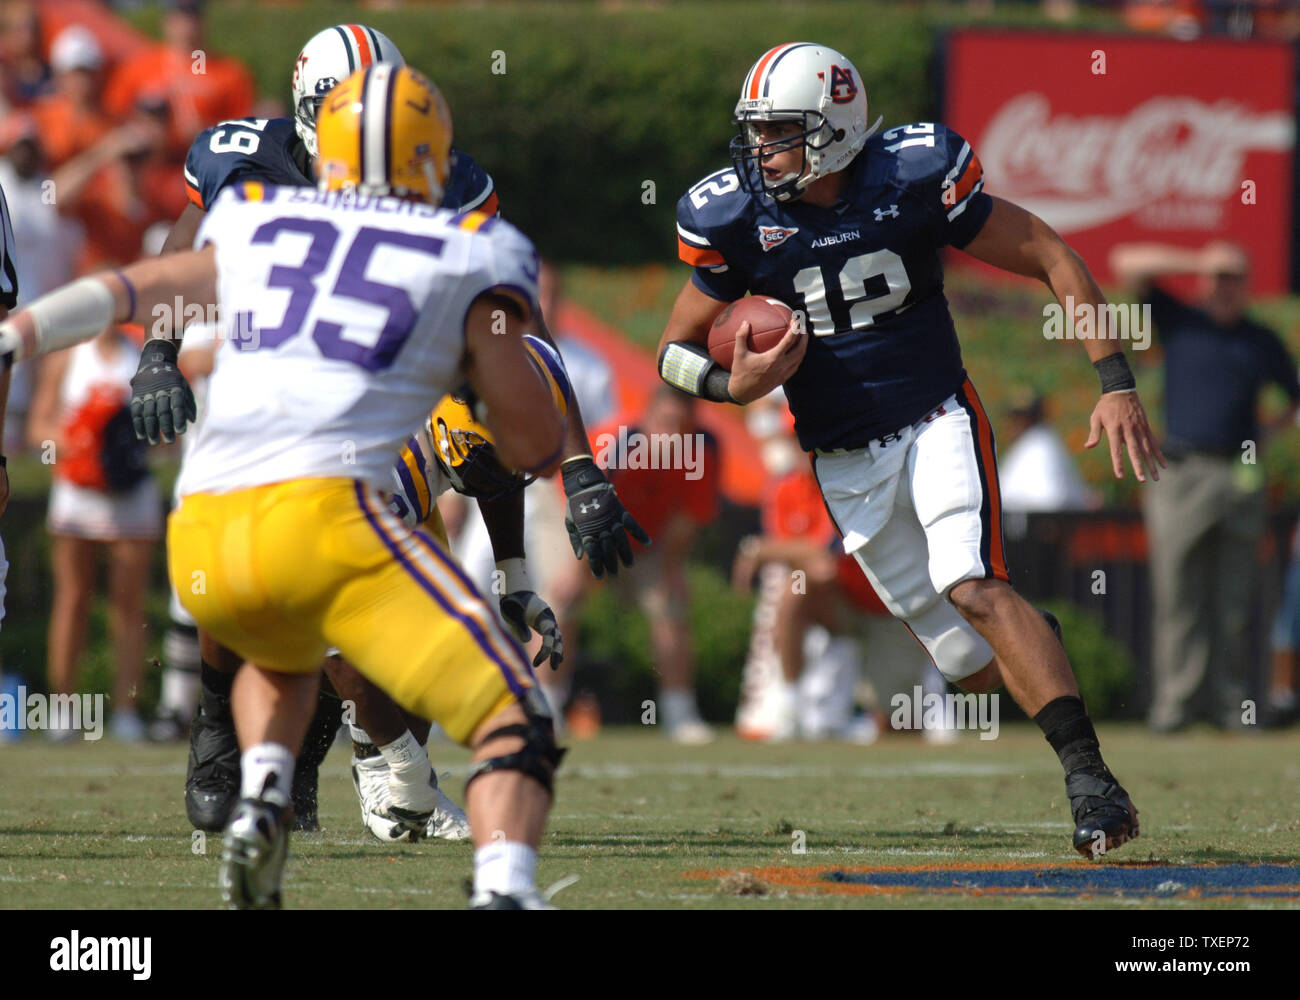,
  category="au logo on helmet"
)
[818,65,859,105]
